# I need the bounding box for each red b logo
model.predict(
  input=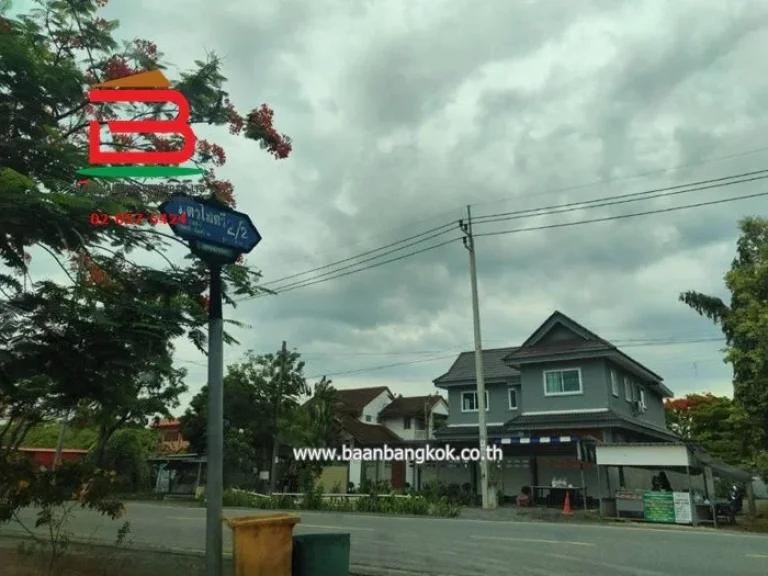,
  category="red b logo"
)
[87,70,196,166]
